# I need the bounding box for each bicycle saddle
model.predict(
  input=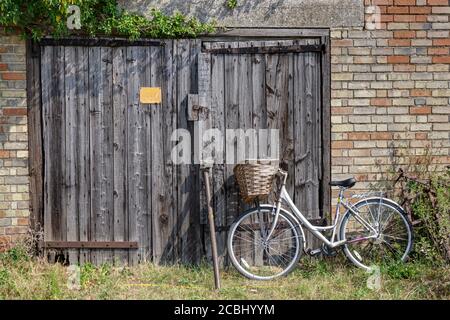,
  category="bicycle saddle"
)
[329,177,356,188]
